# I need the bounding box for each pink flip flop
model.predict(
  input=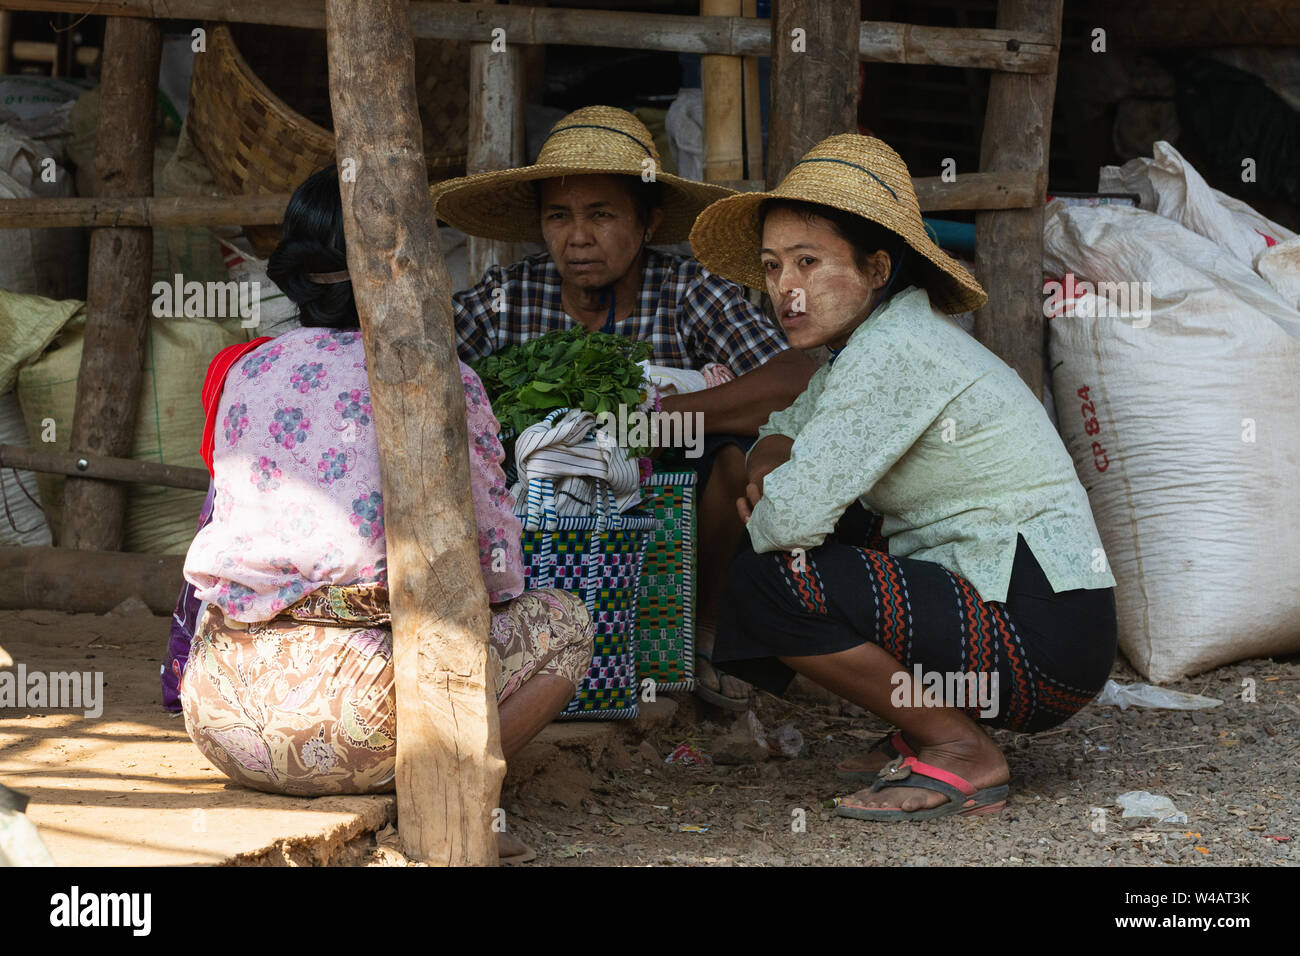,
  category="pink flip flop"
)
[835,755,1009,821]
